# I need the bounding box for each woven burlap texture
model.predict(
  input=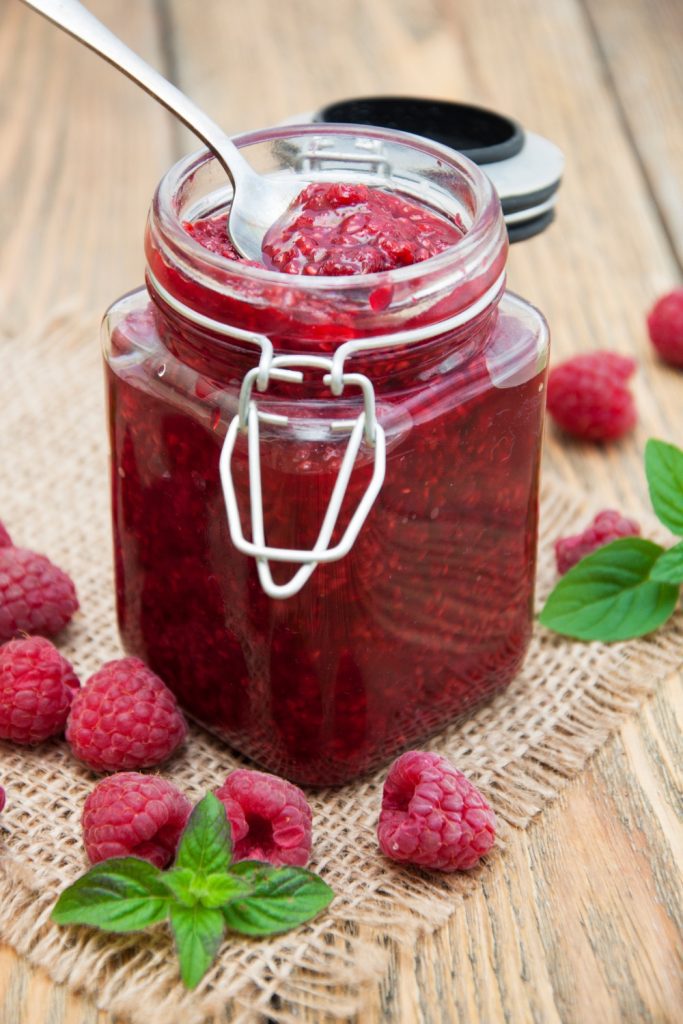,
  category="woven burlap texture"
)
[0,312,681,1024]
